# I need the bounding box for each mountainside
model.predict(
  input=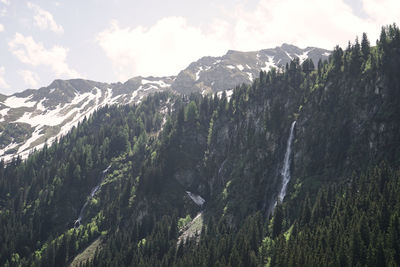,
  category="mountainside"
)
[0,76,173,162]
[1,25,400,267]
[0,44,329,162]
